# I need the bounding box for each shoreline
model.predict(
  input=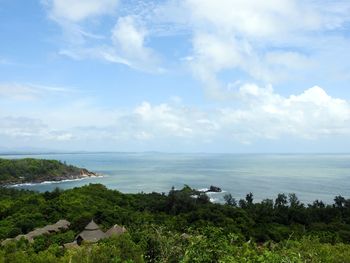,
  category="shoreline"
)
[3,173,103,188]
